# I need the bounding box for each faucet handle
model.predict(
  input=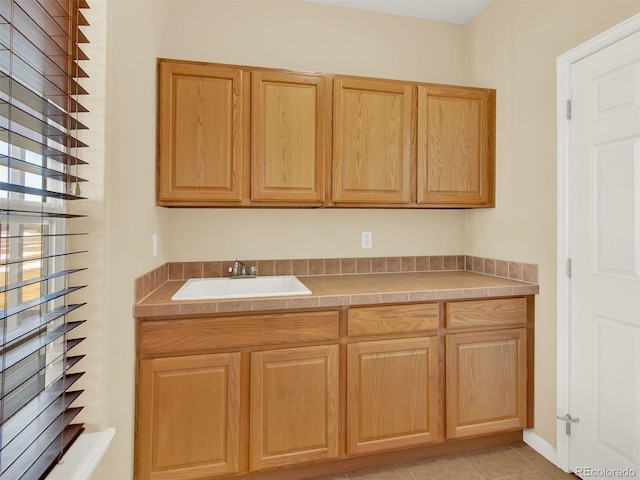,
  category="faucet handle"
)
[249,265,258,276]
